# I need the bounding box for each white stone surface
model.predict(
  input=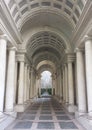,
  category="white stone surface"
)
[0,38,7,115]
[65,64,68,103]
[63,68,65,103]
[68,62,74,105]
[24,64,27,102]
[14,62,18,105]
[76,49,87,115]
[18,61,24,104]
[0,112,17,130]
[85,38,92,117]
[5,48,16,111]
